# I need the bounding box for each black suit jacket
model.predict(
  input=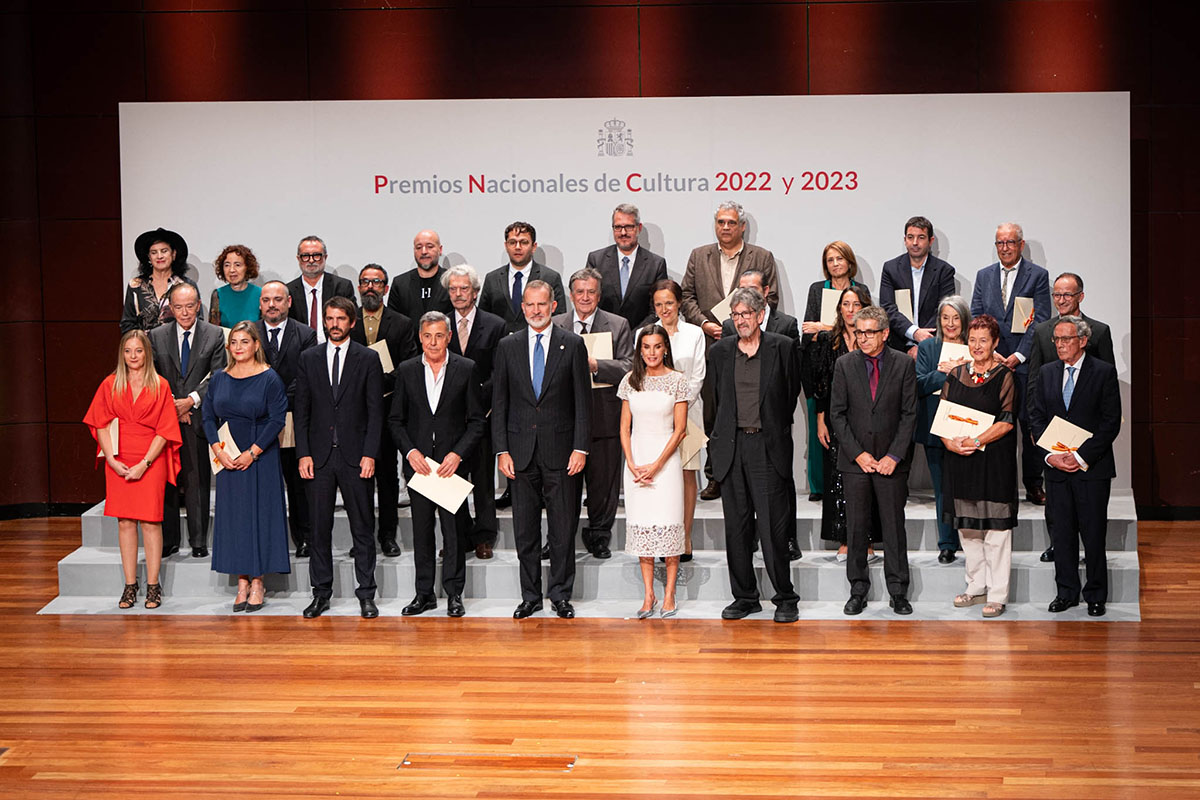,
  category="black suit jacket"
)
[256,319,317,410]
[478,263,567,333]
[1029,355,1121,482]
[348,307,417,395]
[878,253,957,349]
[491,325,592,471]
[707,332,798,481]
[586,245,669,331]
[294,340,384,468]
[829,347,918,473]
[720,307,801,341]
[552,308,634,440]
[386,266,453,320]
[148,319,228,438]
[286,273,357,326]
[389,353,485,478]
[1024,312,1114,412]
[448,307,507,408]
